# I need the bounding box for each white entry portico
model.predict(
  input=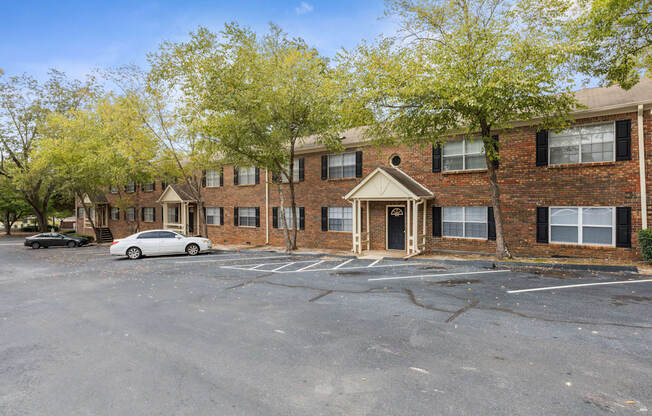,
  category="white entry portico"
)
[343,167,434,256]
[157,184,200,236]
